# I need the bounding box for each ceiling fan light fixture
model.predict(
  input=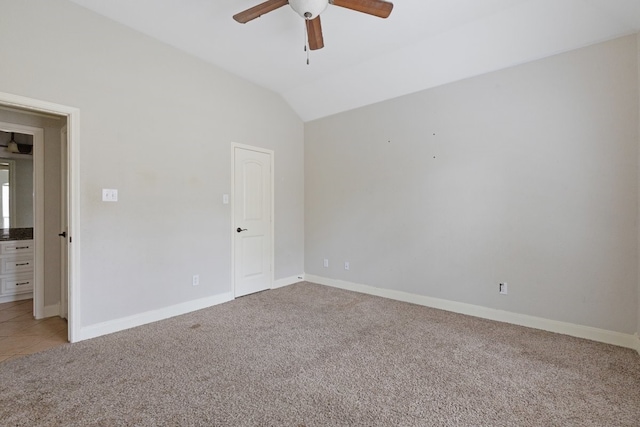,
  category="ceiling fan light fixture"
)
[289,0,328,20]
